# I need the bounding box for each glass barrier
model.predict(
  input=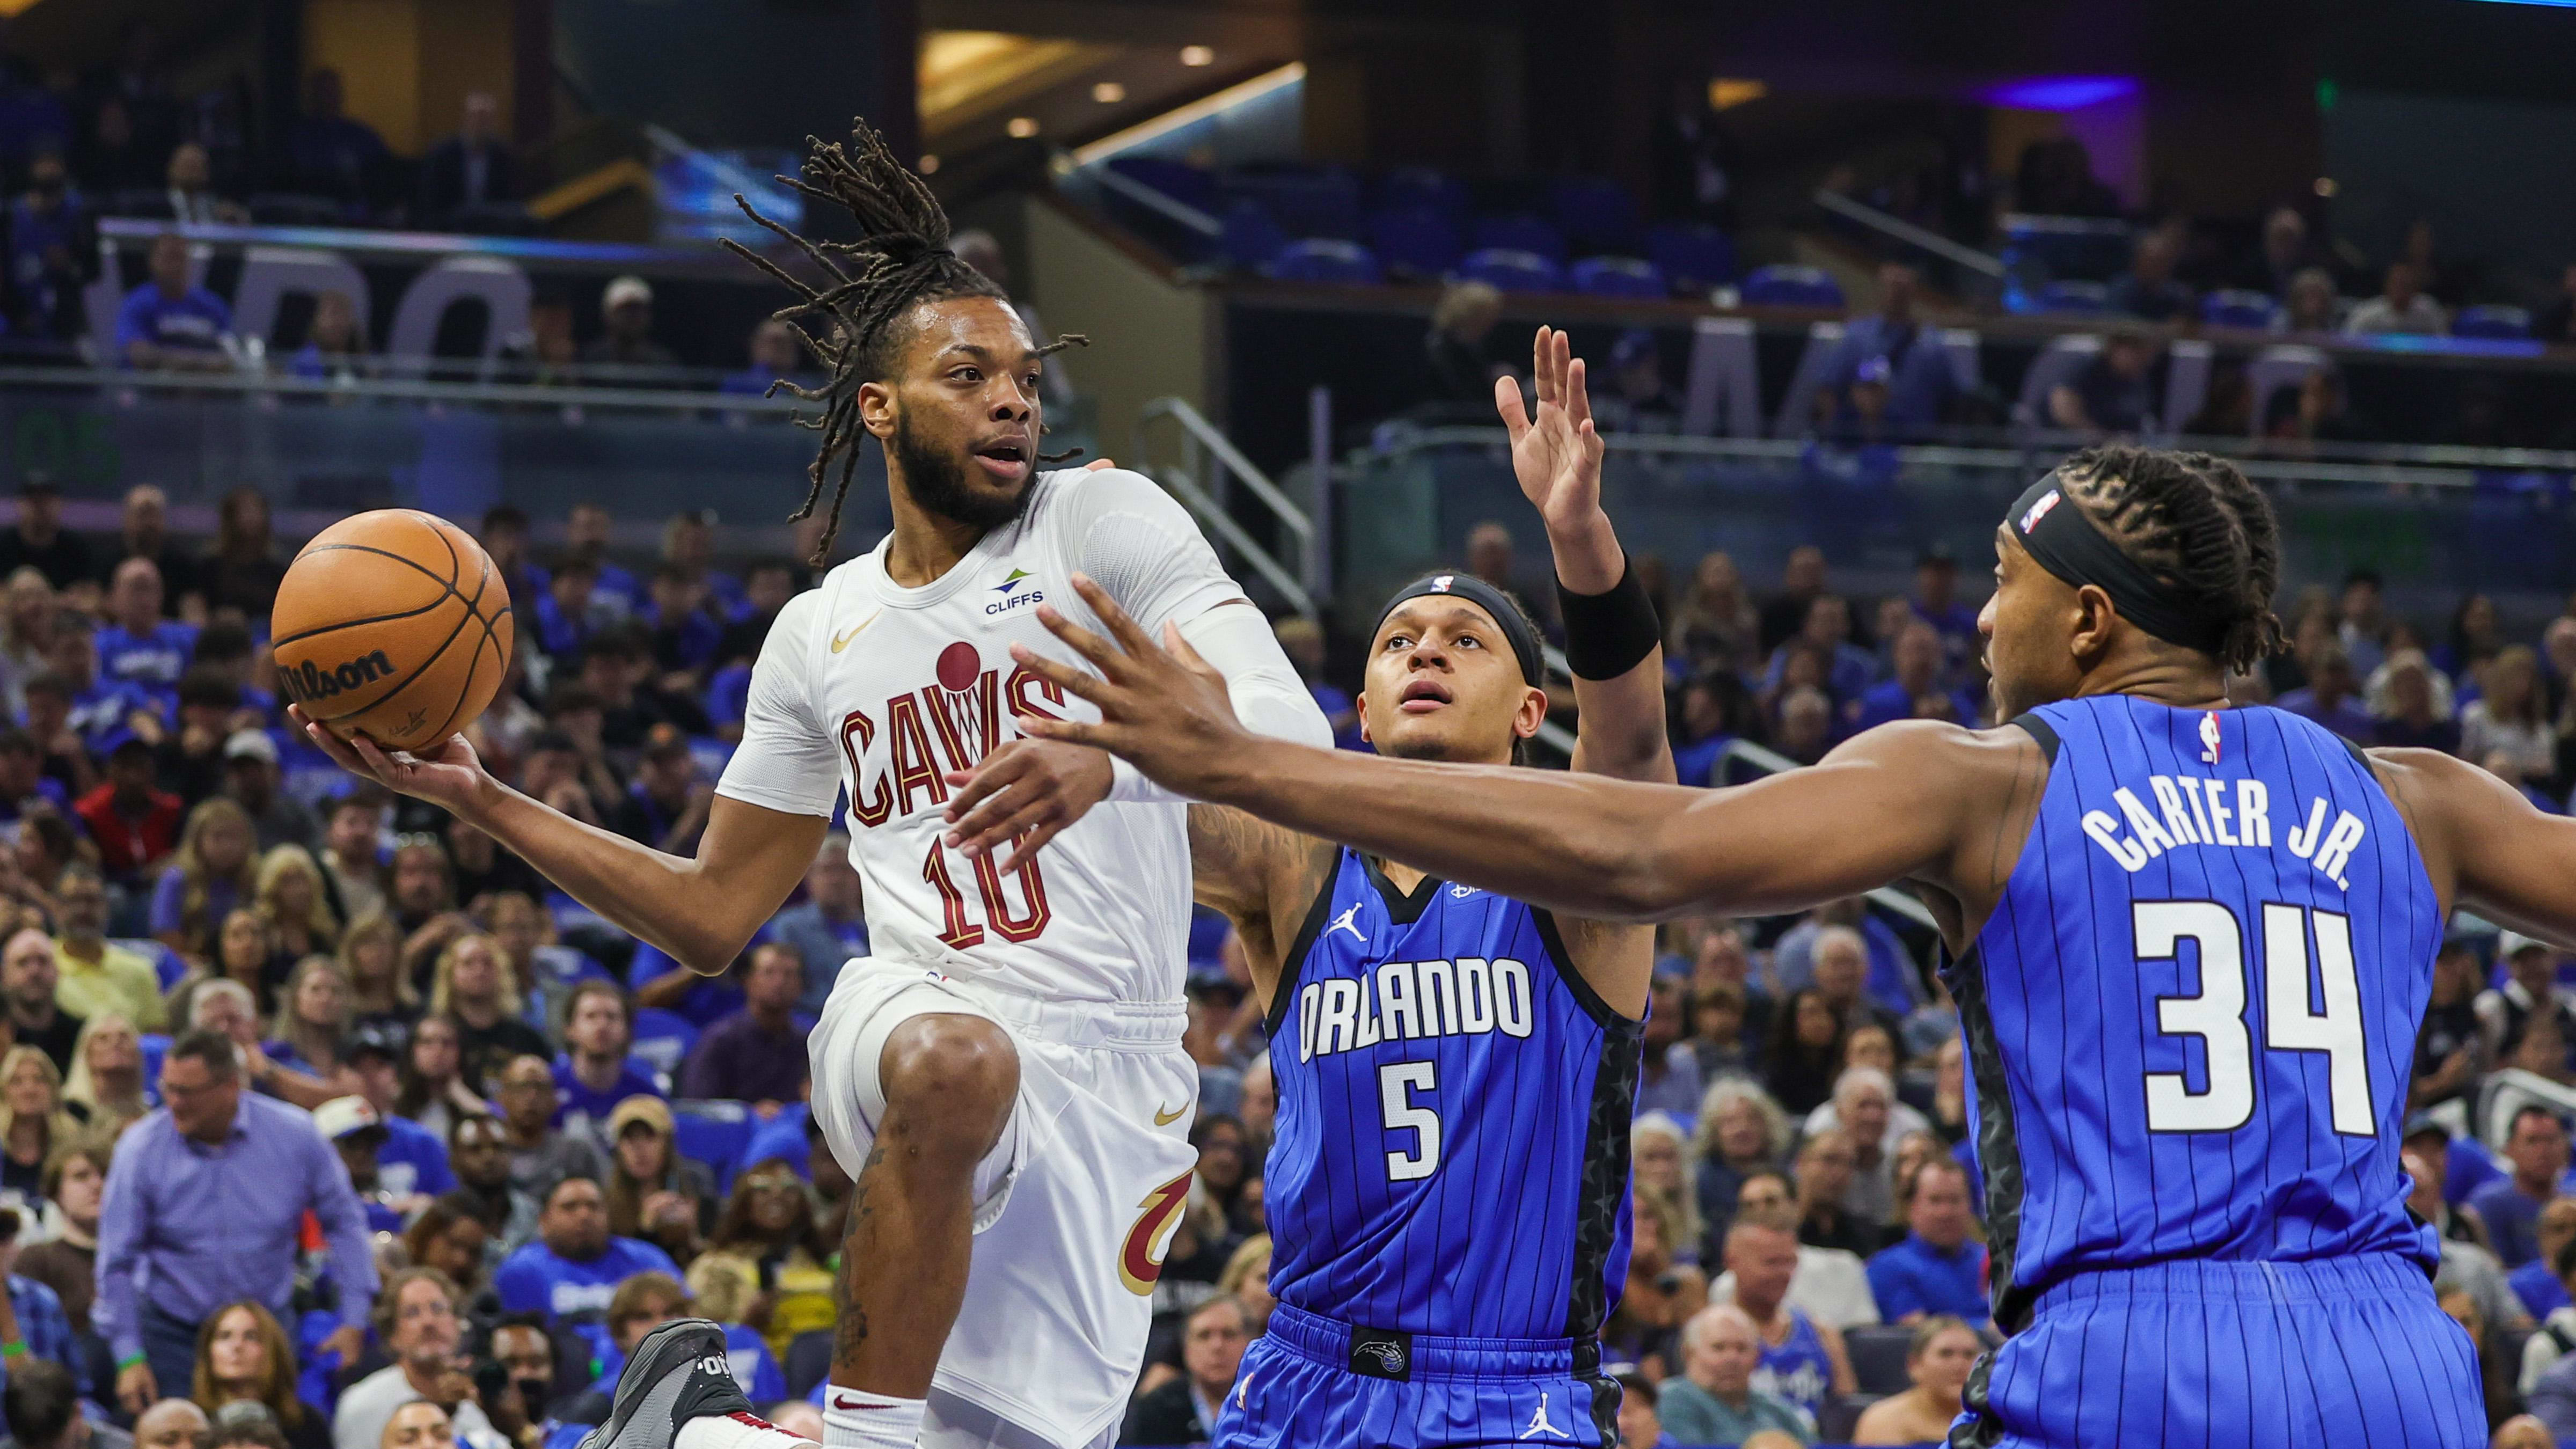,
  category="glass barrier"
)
[1333,426,2576,626]
[0,367,1099,550]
